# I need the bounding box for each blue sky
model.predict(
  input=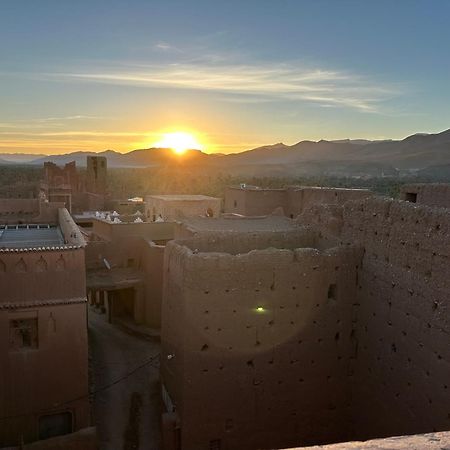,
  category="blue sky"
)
[1,0,450,153]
